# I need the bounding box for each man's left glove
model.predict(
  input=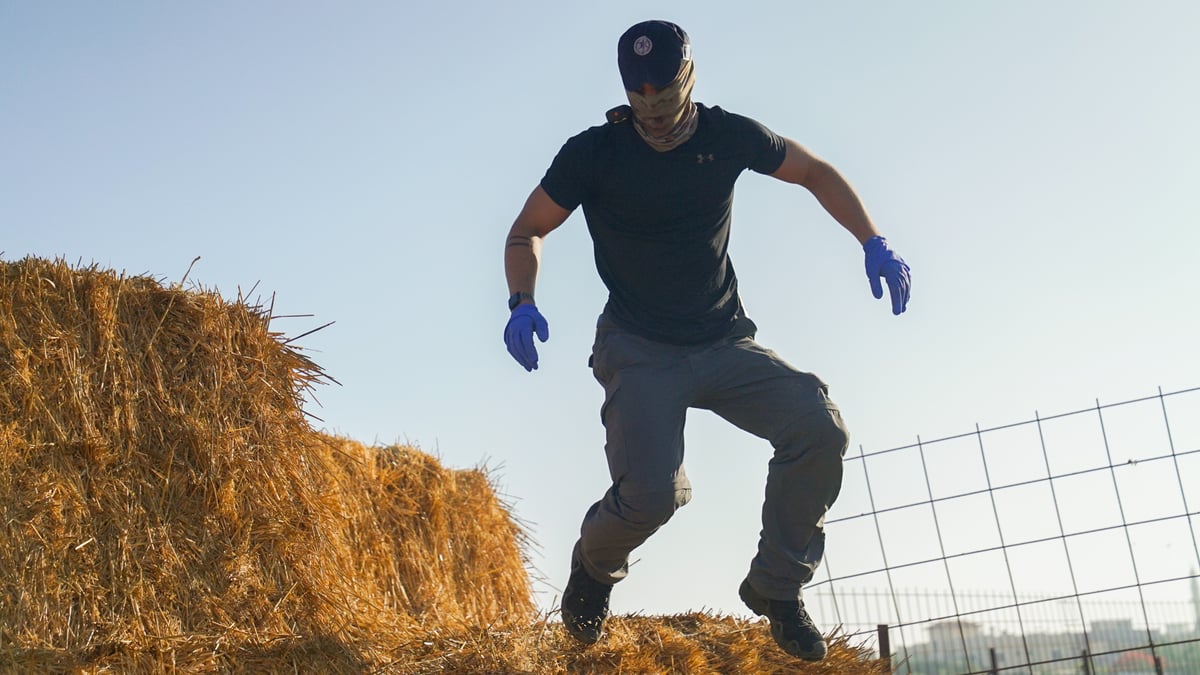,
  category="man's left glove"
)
[863,235,912,315]
[504,304,550,371]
